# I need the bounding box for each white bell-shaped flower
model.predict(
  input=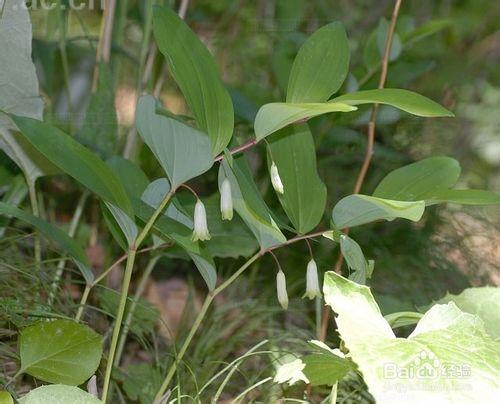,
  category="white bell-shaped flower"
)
[270,162,284,194]
[220,178,233,221]
[304,259,321,299]
[276,270,289,309]
[192,199,211,241]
